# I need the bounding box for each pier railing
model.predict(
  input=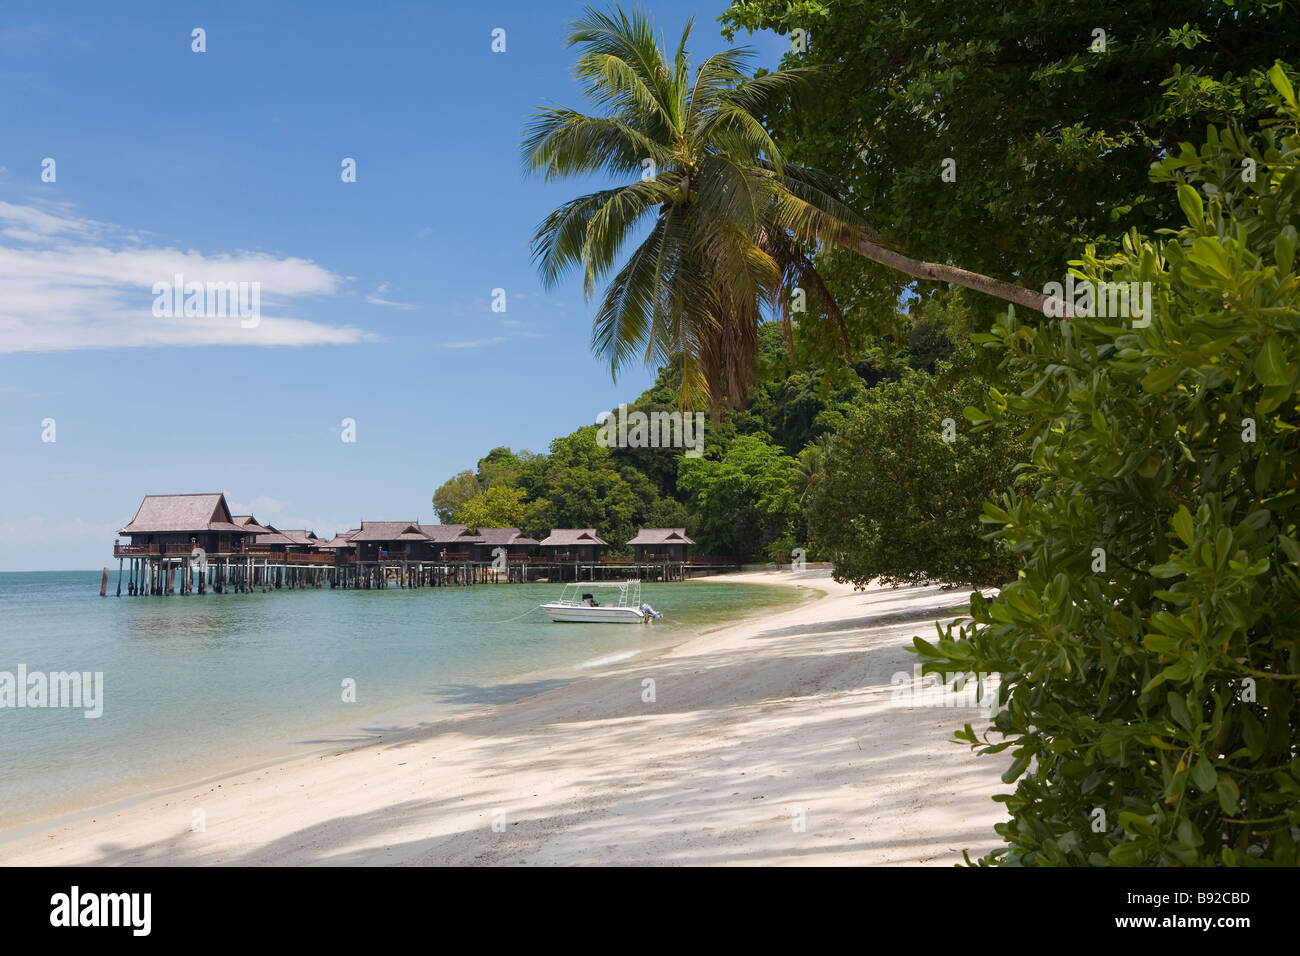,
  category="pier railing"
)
[114,544,156,556]
[113,544,204,556]
[113,544,336,564]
